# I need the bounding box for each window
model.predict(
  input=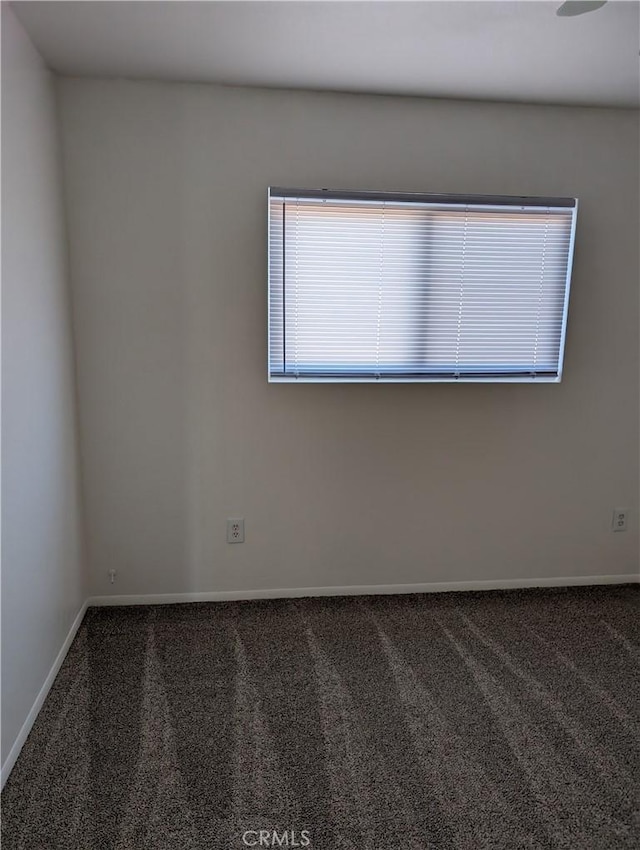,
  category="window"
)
[268,188,577,382]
